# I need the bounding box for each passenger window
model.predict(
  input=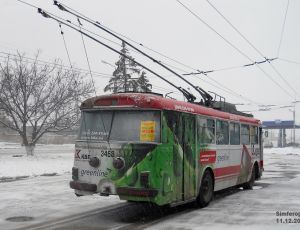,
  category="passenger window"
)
[216,120,229,145]
[230,122,240,145]
[241,124,250,145]
[250,126,258,144]
[197,117,215,144]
